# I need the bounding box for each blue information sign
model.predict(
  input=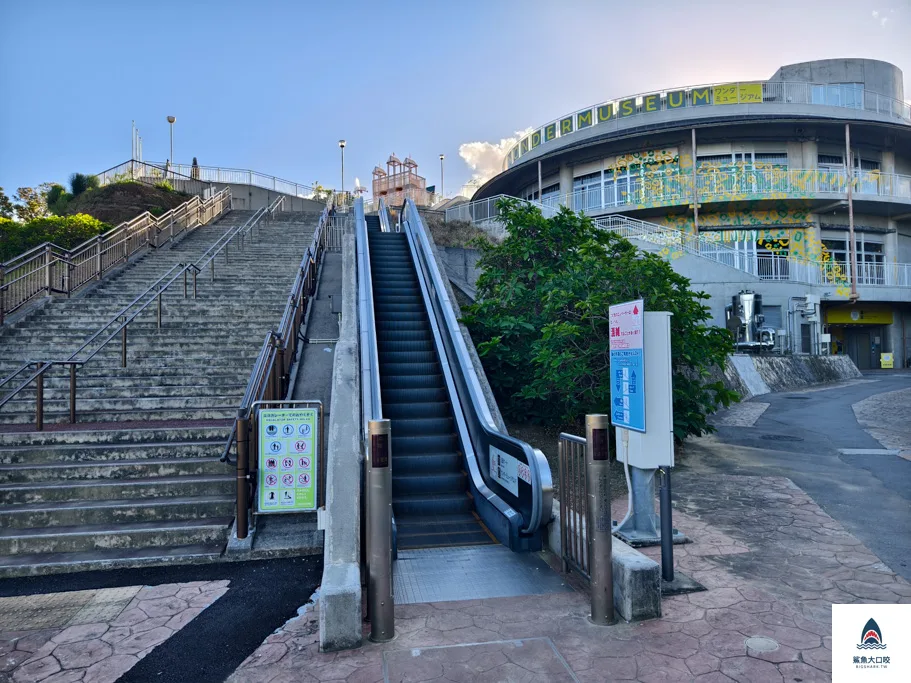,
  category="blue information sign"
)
[609,300,646,432]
